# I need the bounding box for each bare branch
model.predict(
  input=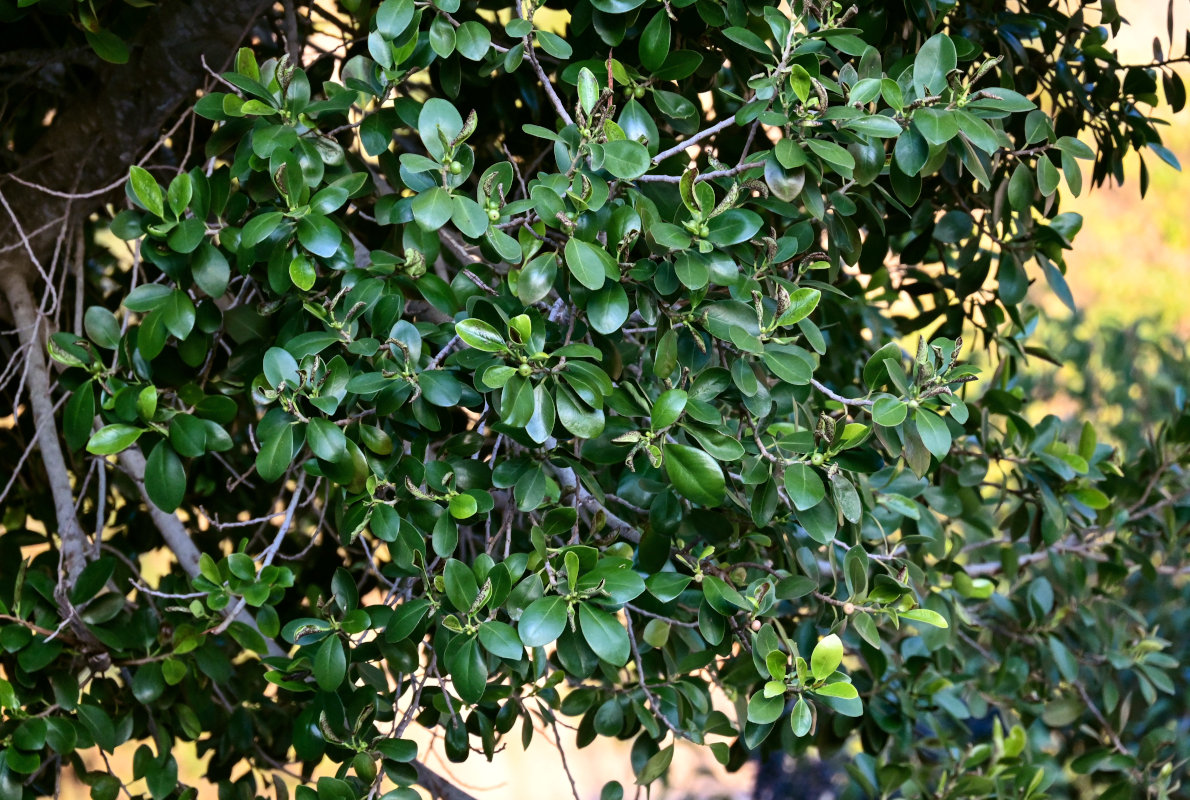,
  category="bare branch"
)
[0,267,89,588]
